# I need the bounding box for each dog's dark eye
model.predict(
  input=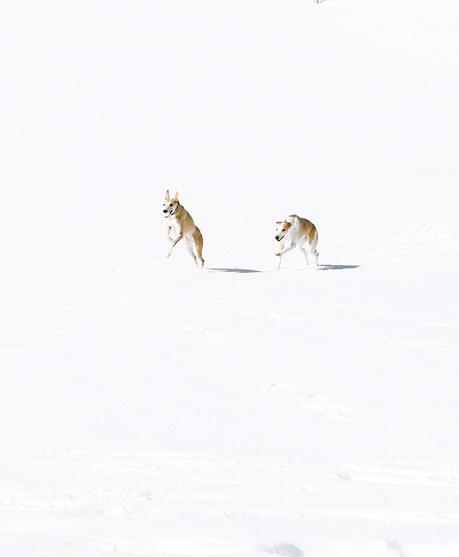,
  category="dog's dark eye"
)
[282,229,286,232]
[169,204,173,207]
